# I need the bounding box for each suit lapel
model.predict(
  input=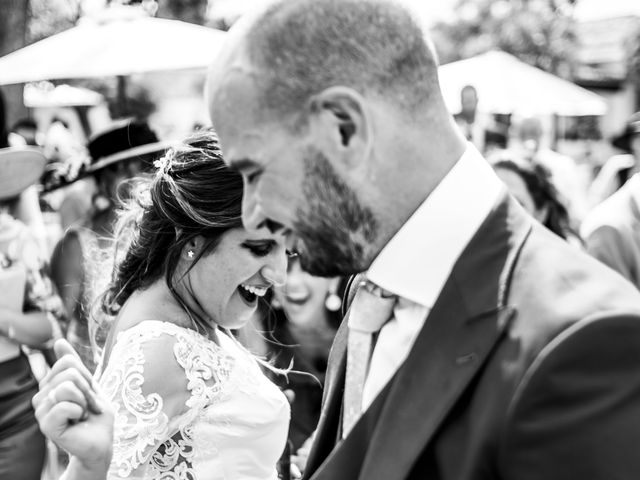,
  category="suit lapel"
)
[308,195,532,480]
[359,195,531,479]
